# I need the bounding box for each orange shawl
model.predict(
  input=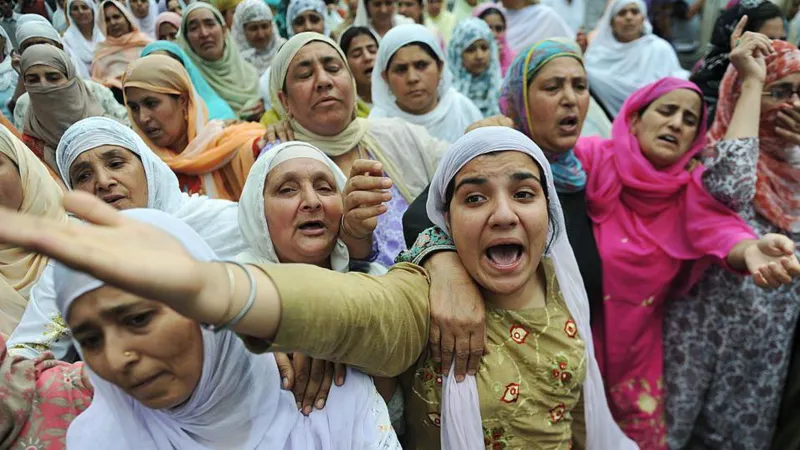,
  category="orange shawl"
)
[123,54,264,200]
[92,0,153,89]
